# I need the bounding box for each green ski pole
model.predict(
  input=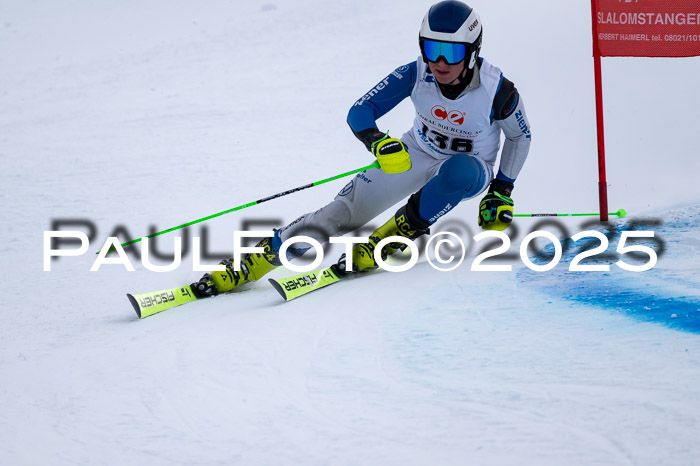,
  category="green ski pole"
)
[514,208,627,218]
[100,160,380,253]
